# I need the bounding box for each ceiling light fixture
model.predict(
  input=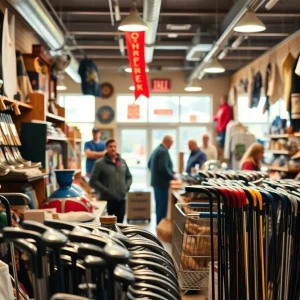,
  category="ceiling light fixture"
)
[125,66,149,73]
[218,49,228,60]
[234,10,266,33]
[57,78,67,91]
[231,35,248,49]
[167,33,178,38]
[129,85,135,91]
[204,58,225,73]
[166,24,191,31]
[184,78,202,92]
[265,0,279,10]
[118,3,148,32]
